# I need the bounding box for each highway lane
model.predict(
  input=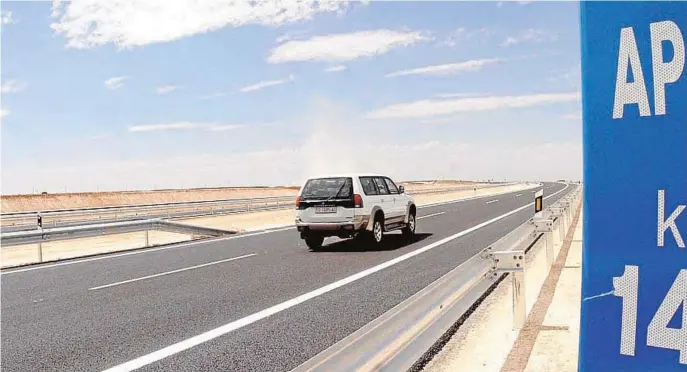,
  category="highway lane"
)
[0,182,569,372]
